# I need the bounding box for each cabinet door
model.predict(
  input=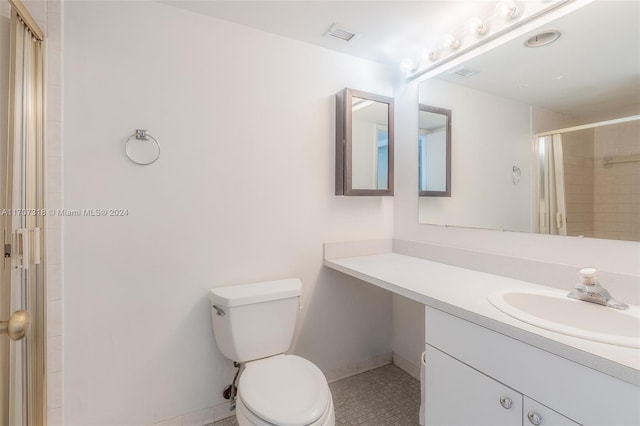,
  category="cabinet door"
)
[524,397,581,426]
[425,345,522,426]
